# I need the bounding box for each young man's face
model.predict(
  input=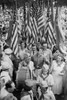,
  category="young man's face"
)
[32,46,36,51]
[21,43,25,49]
[43,43,47,50]
[42,64,49,75]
